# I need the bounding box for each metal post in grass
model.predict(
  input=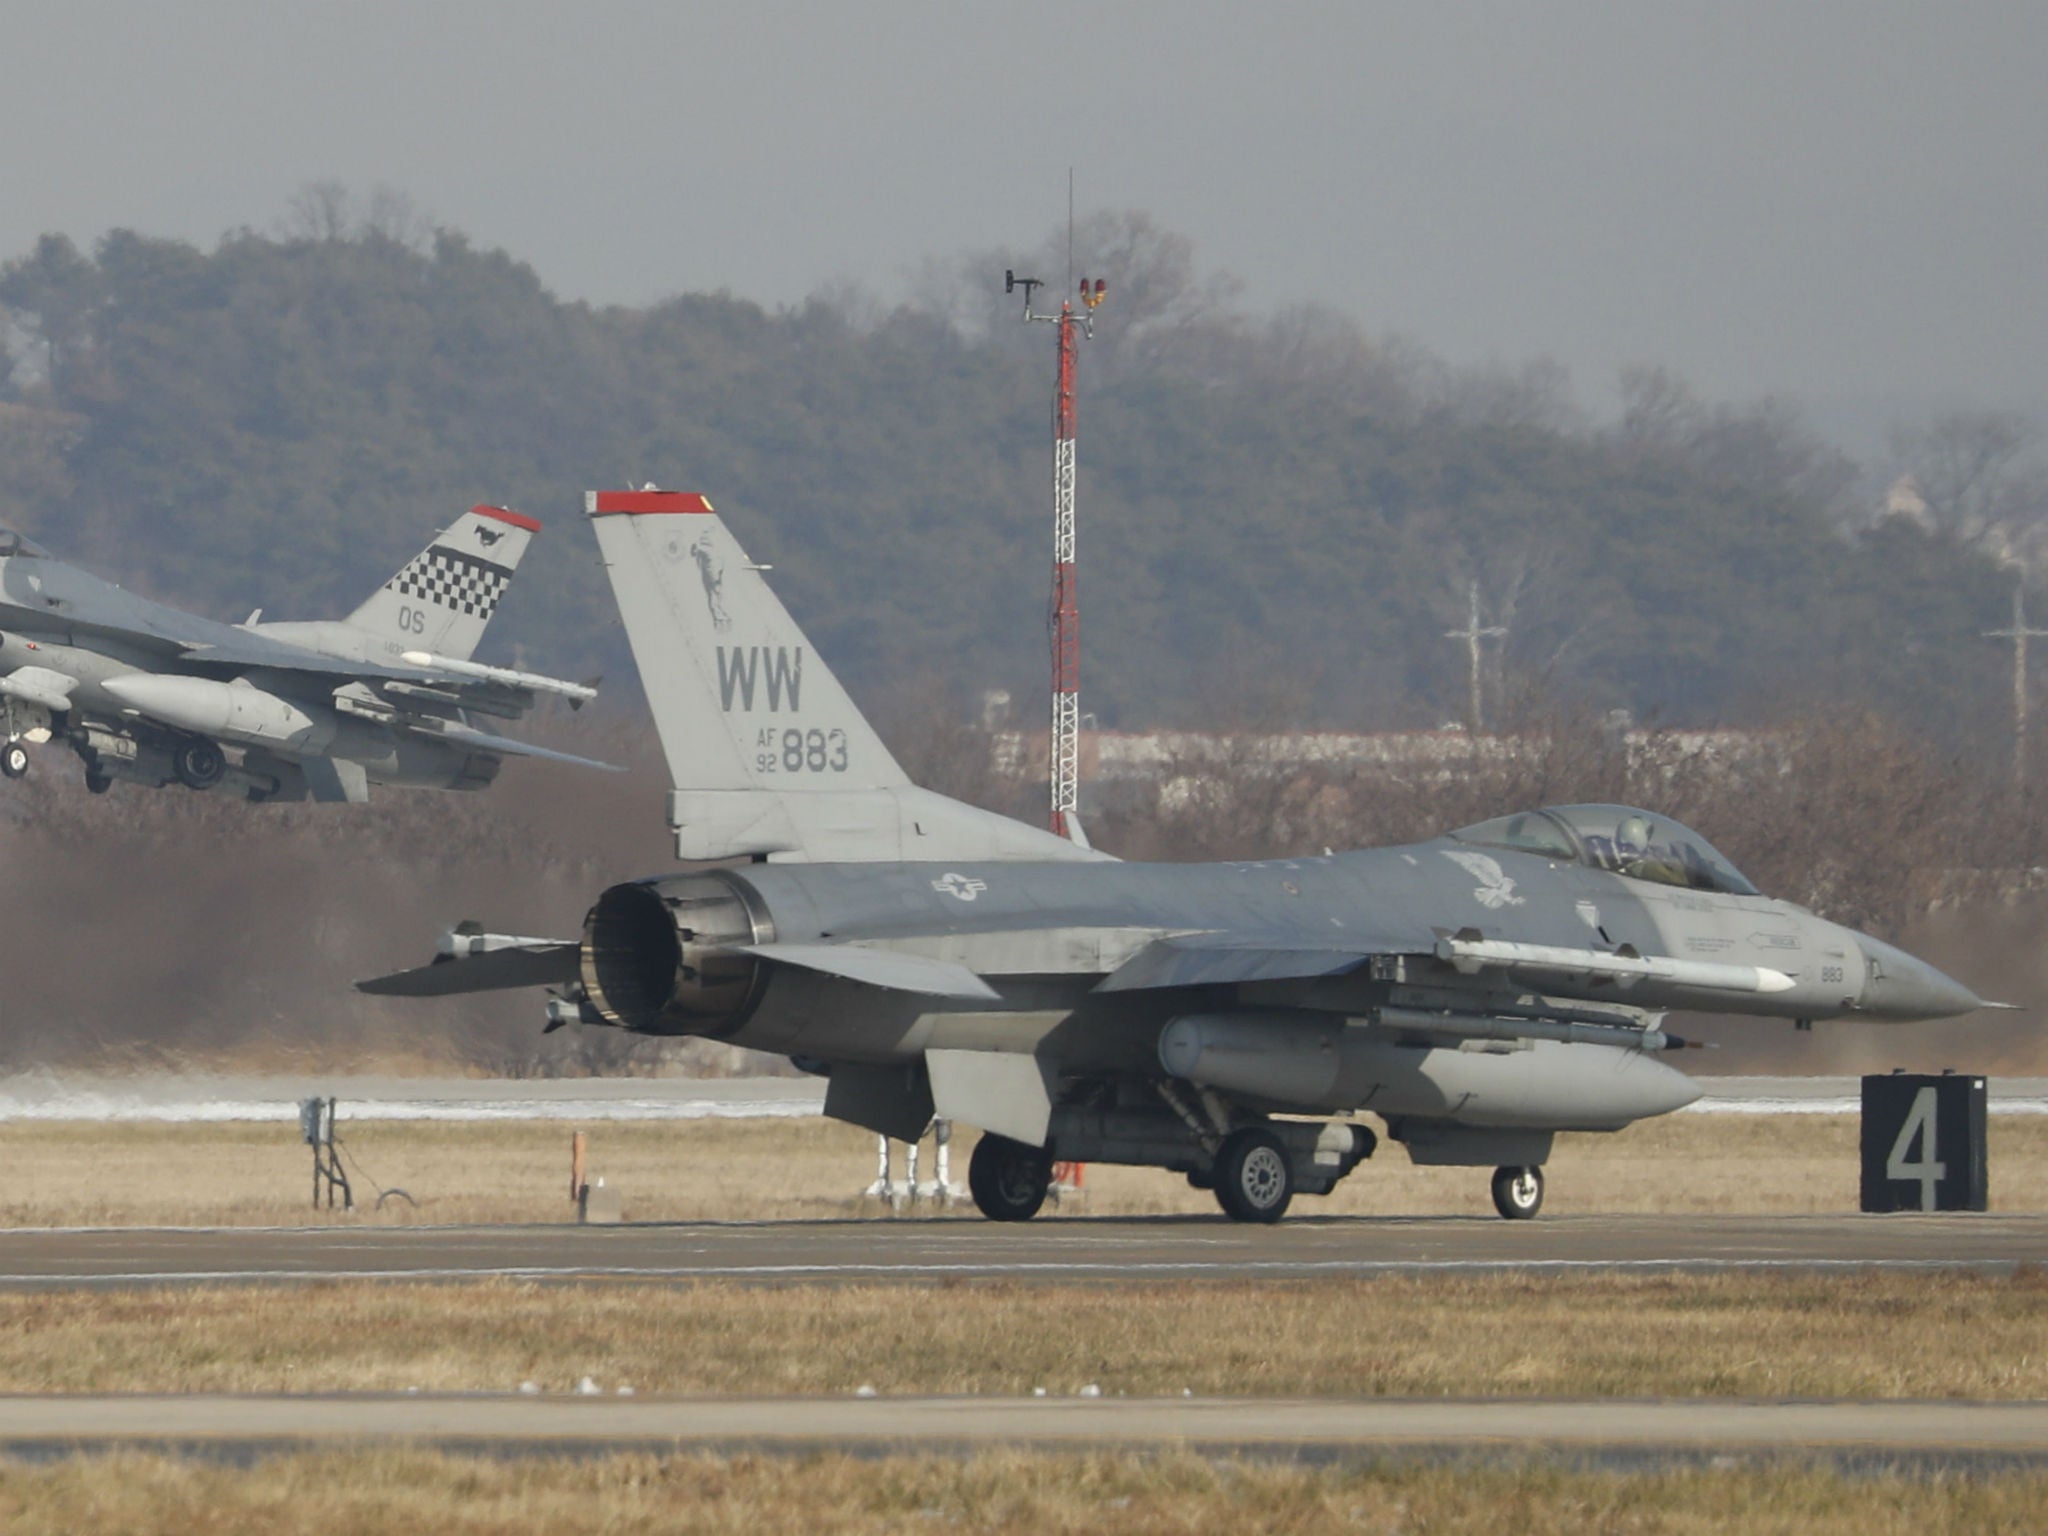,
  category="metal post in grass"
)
[298,1097,352,1212]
